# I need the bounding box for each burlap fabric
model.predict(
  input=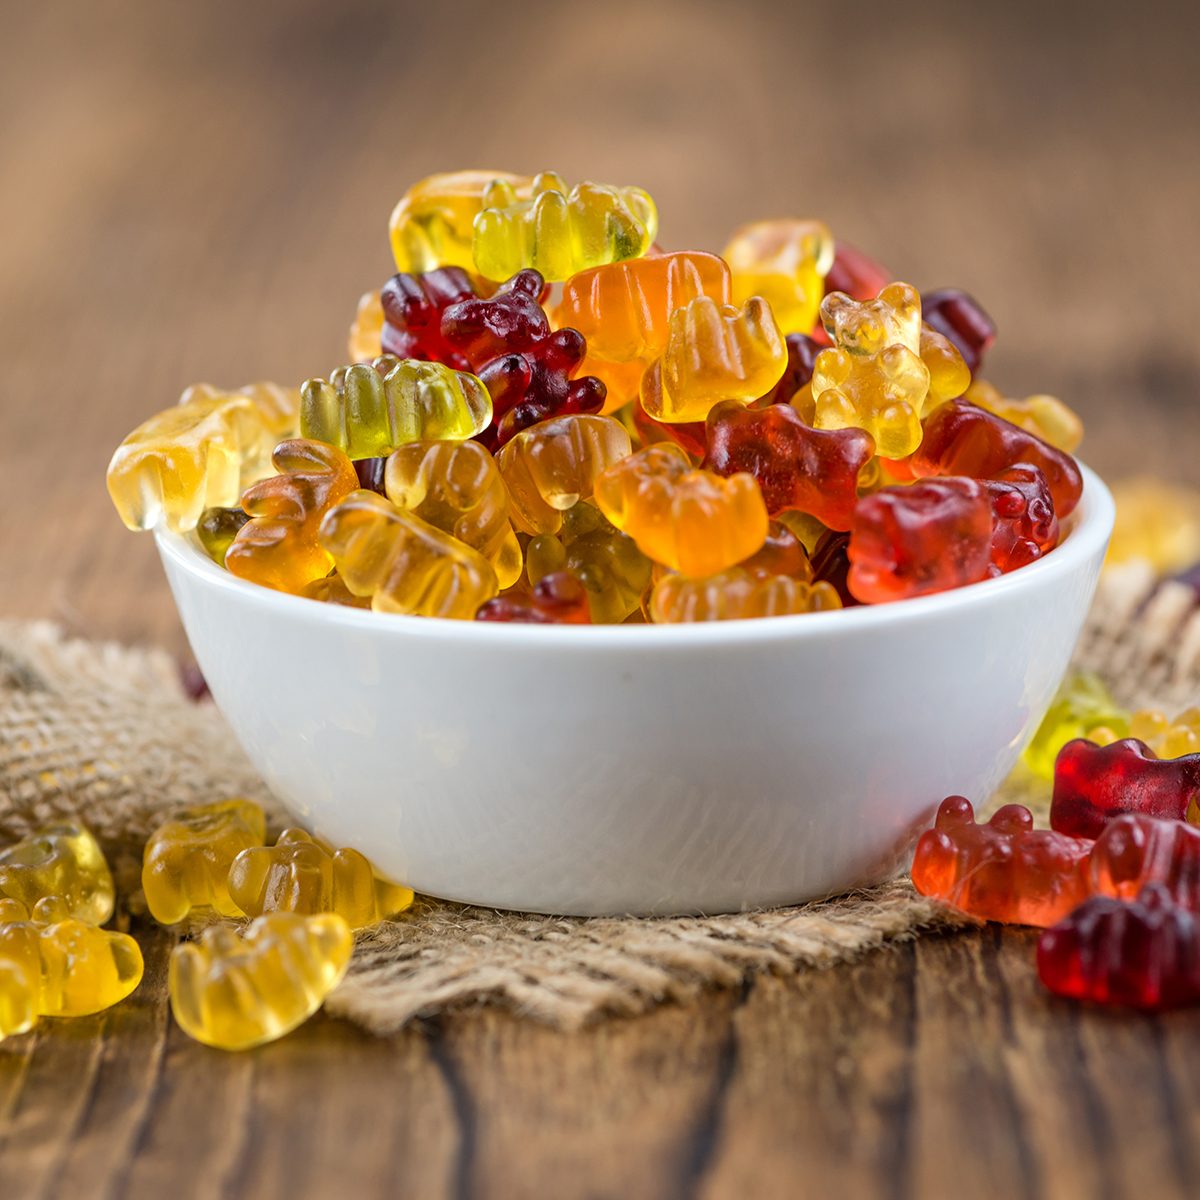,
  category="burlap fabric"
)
[1,561,1197,1034]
